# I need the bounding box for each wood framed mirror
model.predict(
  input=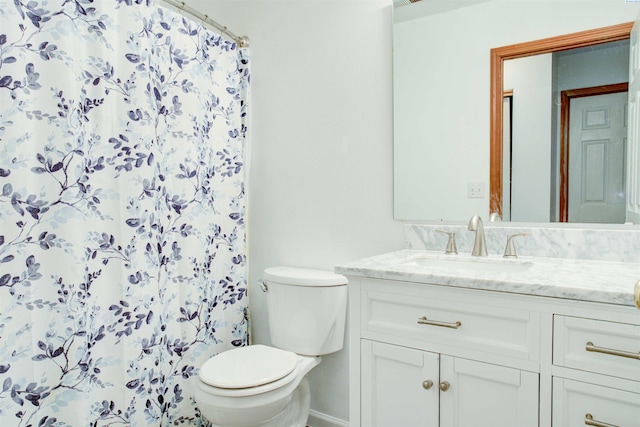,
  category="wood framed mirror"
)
[489,22,634,220]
